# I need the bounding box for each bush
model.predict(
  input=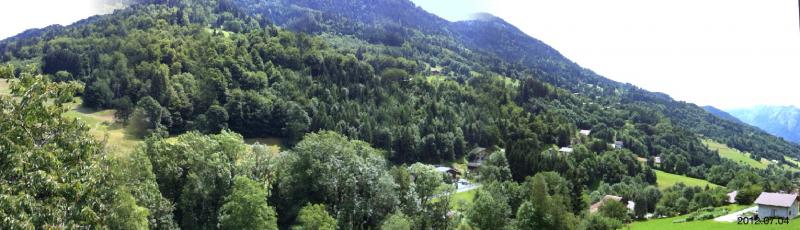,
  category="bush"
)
[695,213,715,221]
